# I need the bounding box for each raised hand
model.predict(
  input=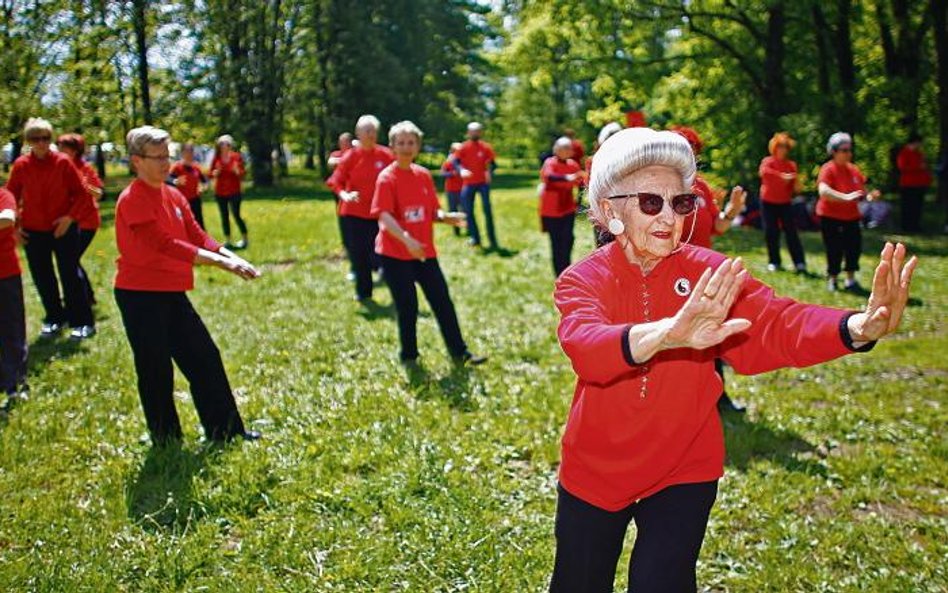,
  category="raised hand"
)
[847,242,917,343]
[665,258,752,351]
